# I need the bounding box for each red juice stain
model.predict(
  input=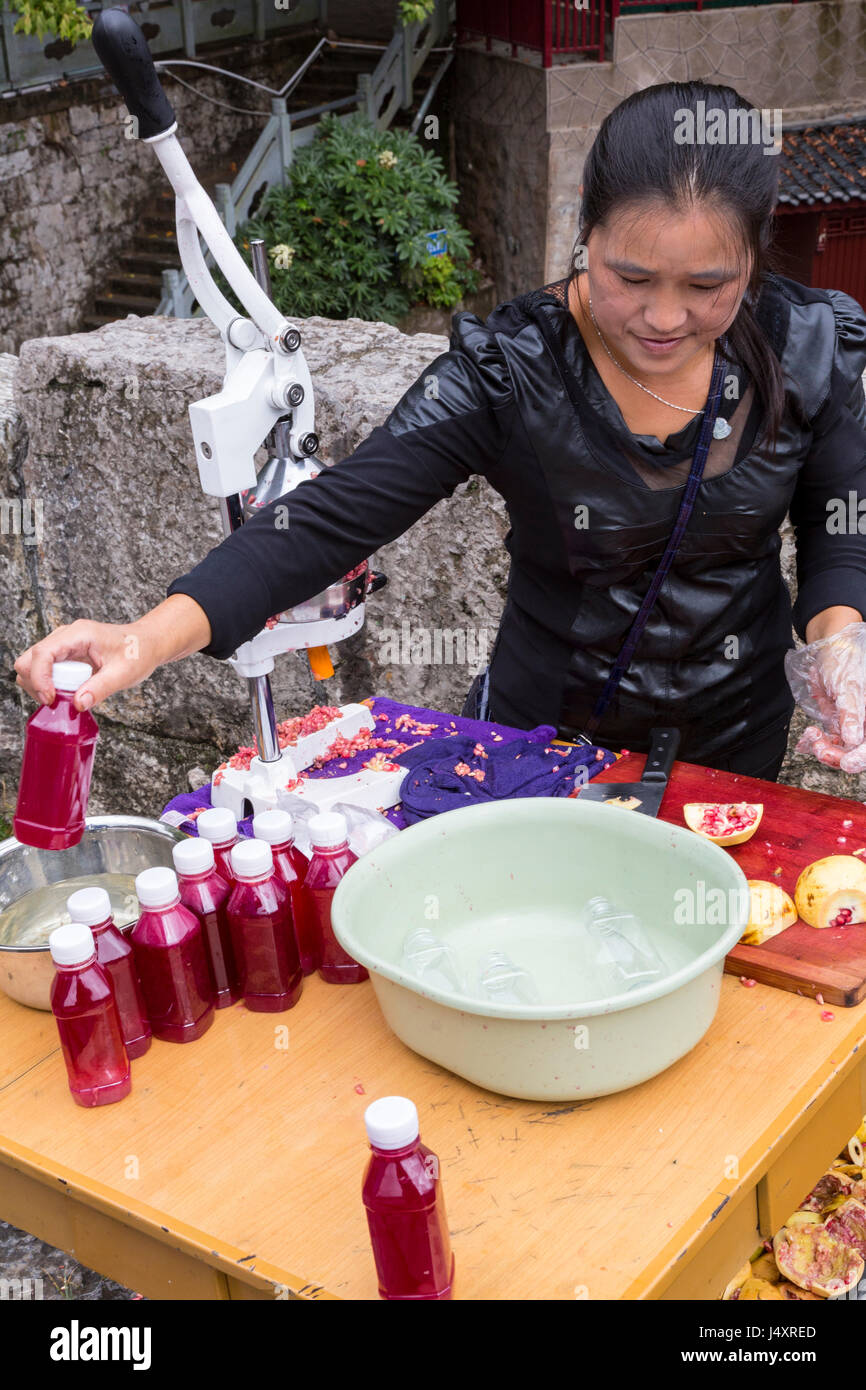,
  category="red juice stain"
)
[362,1096,454,1300]
[49,923,131,1107]
[227,838,302,1012]
[131,867,215,1043]
[173,837,242,1007]
[67,887,151,1058]
[14,661,98,850]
